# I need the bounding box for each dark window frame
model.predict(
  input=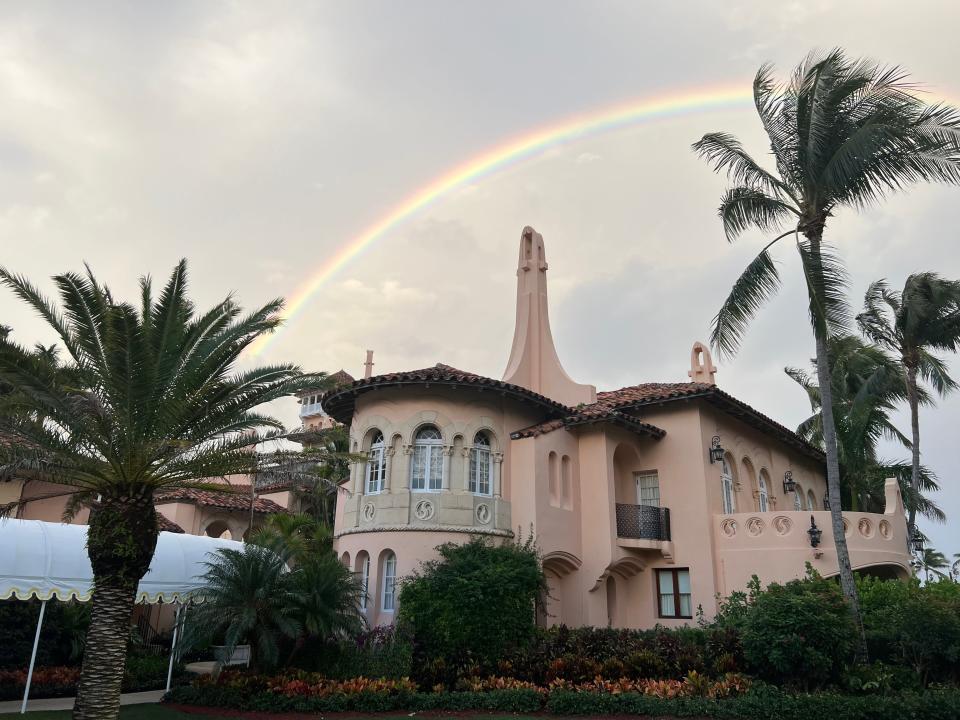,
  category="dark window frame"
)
[656,567,692,619]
